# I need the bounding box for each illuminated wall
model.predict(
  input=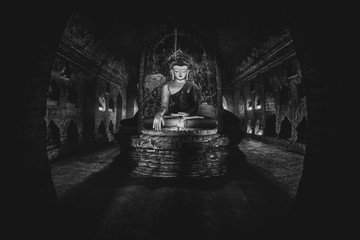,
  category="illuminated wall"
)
[232,29,307,153]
